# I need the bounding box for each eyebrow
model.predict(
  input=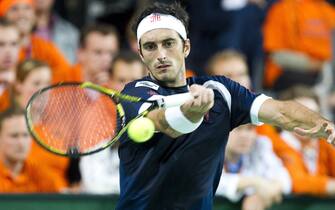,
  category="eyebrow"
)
[142,37,177,46]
